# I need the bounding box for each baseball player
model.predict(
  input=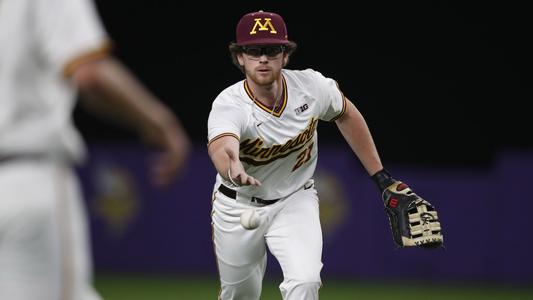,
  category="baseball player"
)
[0,0,190,299]
[207,10,390,300]
[208,9,445,300]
